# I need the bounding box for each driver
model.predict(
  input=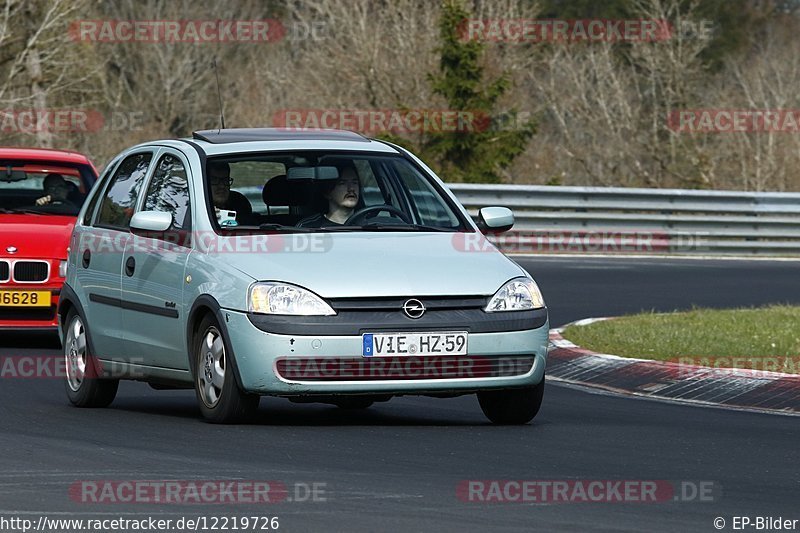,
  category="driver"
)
[209,161,253,223]
[35,174,76,208]
[297,165,360,228]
